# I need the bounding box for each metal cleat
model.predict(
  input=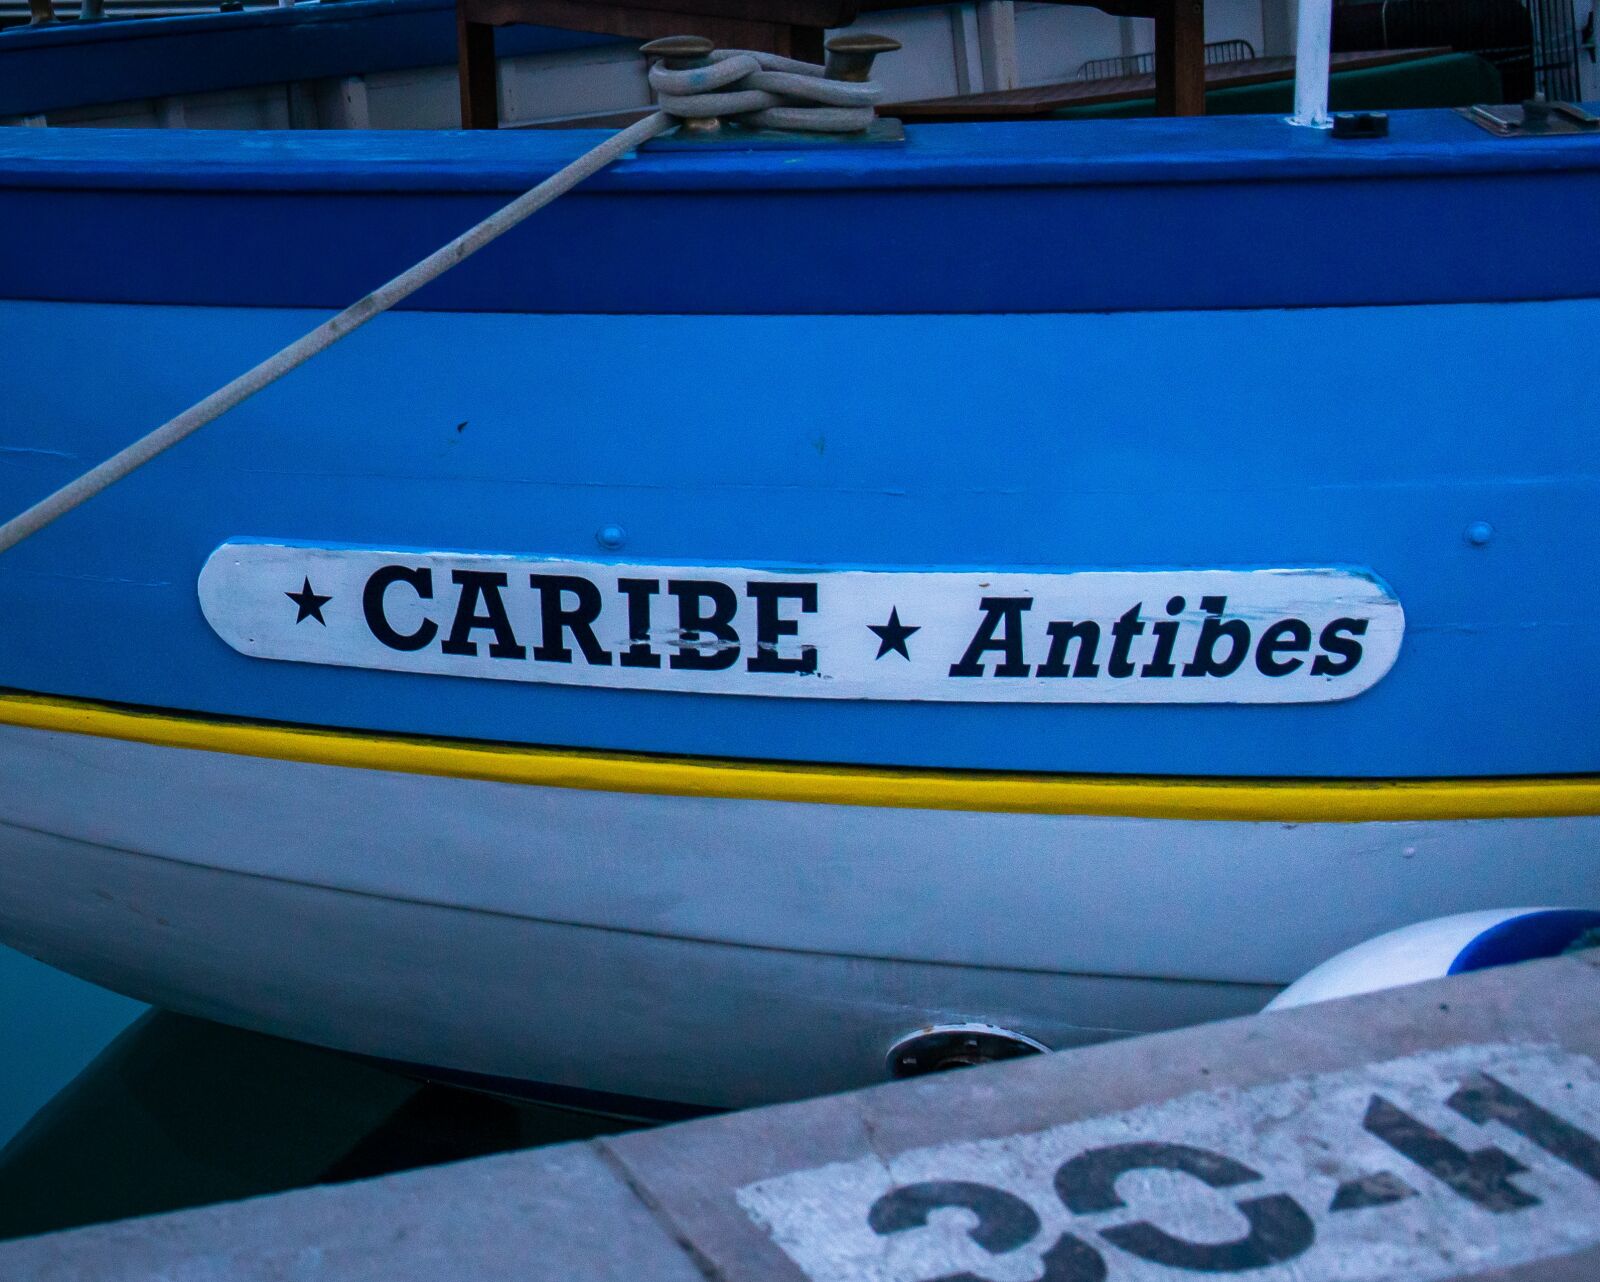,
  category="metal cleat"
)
[824,32,902,84]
